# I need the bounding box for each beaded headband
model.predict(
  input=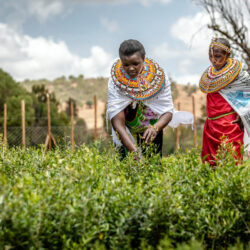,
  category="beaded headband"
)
[210,39,231,54]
